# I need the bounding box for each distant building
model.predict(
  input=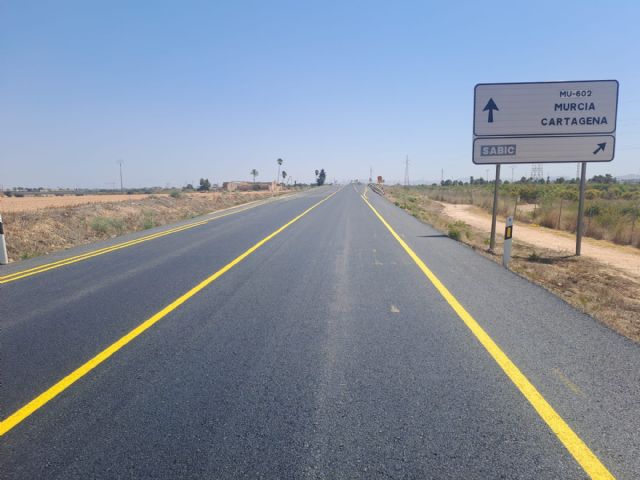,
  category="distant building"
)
[223,181,277,192]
